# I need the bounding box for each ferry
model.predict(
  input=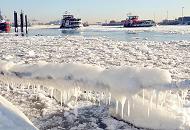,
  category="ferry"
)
[124,16,156,28]
[0,11,11,33]
[60,13,82,29]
